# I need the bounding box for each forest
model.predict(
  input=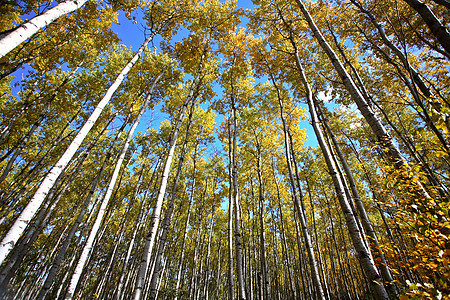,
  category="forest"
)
[0,0,449,299]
